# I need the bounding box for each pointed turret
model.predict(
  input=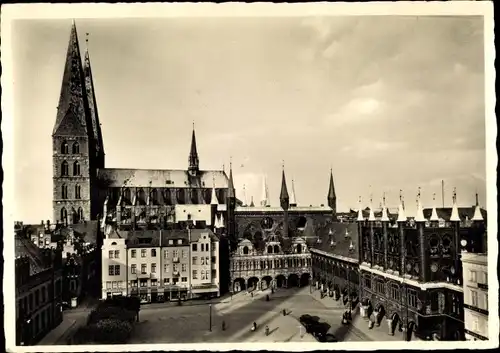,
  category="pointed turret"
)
[450,188,460,222]
[327,169,337,212]
[397,190,406,222]
[290,179,297,207]
[381,193,390,222]
[415,187,426,222]
[83,33,105,166]
[357,197,365,222]
[242,184,248,206]
[188,123,199,175]
[430,193,439,222]
[368,195,376,222]
[260,175,270,207]
[250,196,255,207]
[472,192,484,221]
[210,177,219,205]
[279,165,289,210]
[218,213,225,228]
[227,160,235,199]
